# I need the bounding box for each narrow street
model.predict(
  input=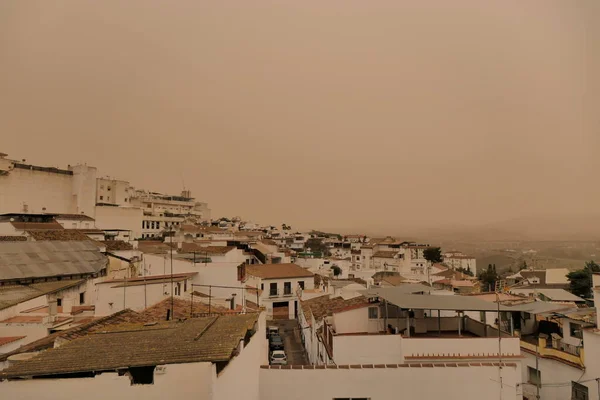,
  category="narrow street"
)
[270,319,308,365]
